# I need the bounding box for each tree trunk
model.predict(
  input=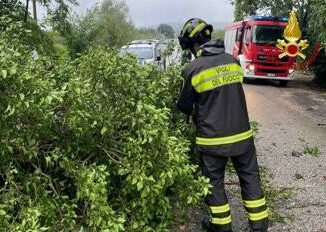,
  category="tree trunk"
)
[302,3,310,31]
[32,0,37,21]
[24,0,30,22]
